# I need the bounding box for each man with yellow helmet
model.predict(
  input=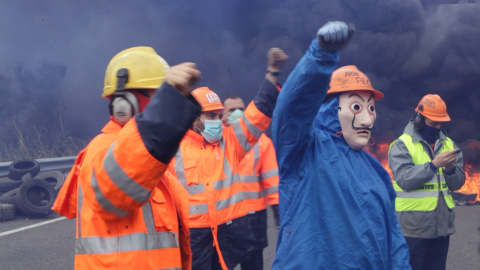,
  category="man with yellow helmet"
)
[388,94,465,270]
[53,46,201,269]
